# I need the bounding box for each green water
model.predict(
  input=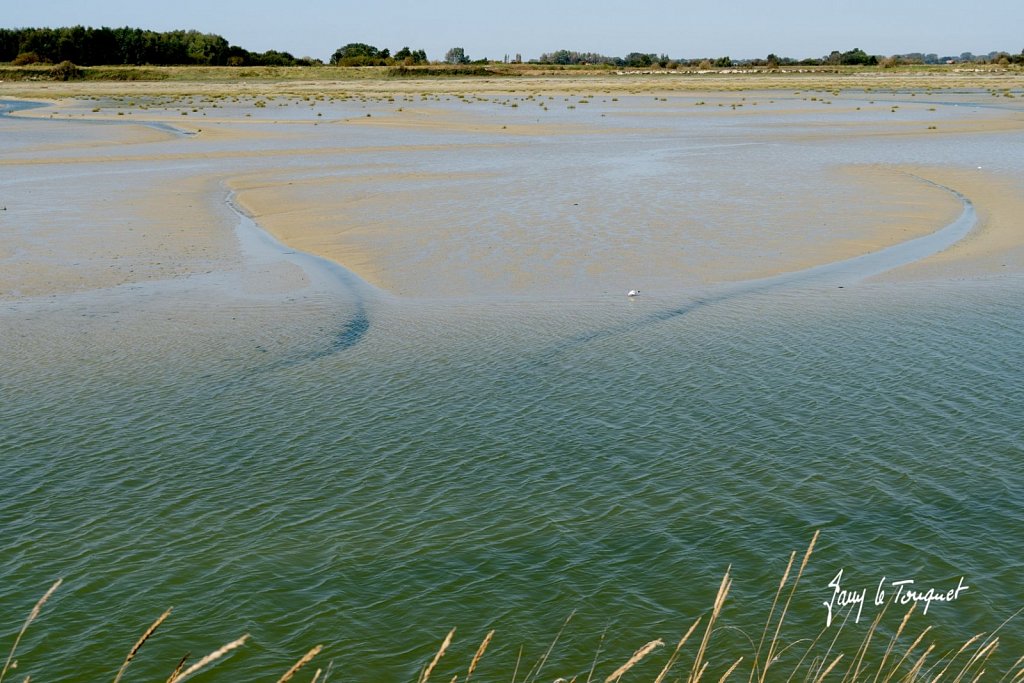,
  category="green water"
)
[2,93,1024,681]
